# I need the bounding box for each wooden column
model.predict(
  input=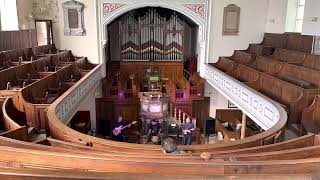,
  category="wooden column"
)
[241,112,247,139]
